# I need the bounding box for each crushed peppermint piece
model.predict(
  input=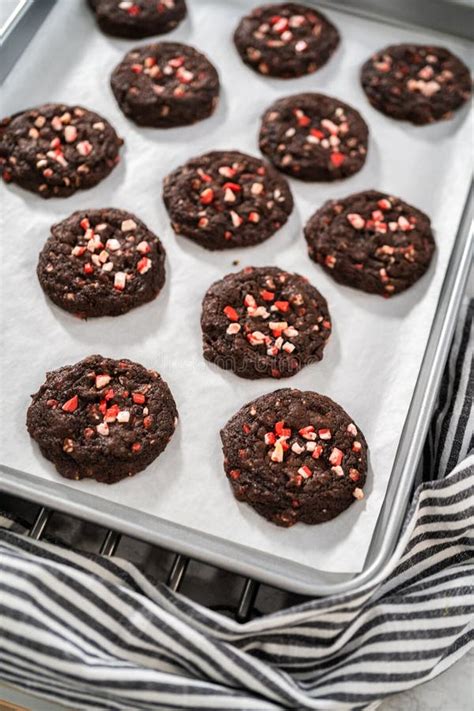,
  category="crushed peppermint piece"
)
[298,465,312,479]
[137,257,152,274]
[114,272,126,290]
[106,238,121,252]
[312,444,323,459]
[230,210,243,227]
[62,395,78,413]
[271,440,284,462]
[329,447,344,466]
[224,305,239,321]
[226,323,241,335]
[200,187,214,205]
[347,213,365,229]
[299,425,316,440]
[96,422,110,436]
[291,442,305,454]
[76,140,93,156]
[121,219,137,232]
[95,374,111,389]
[265,432,276,445]
[64,125,77,143]
[347,423,357,436]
